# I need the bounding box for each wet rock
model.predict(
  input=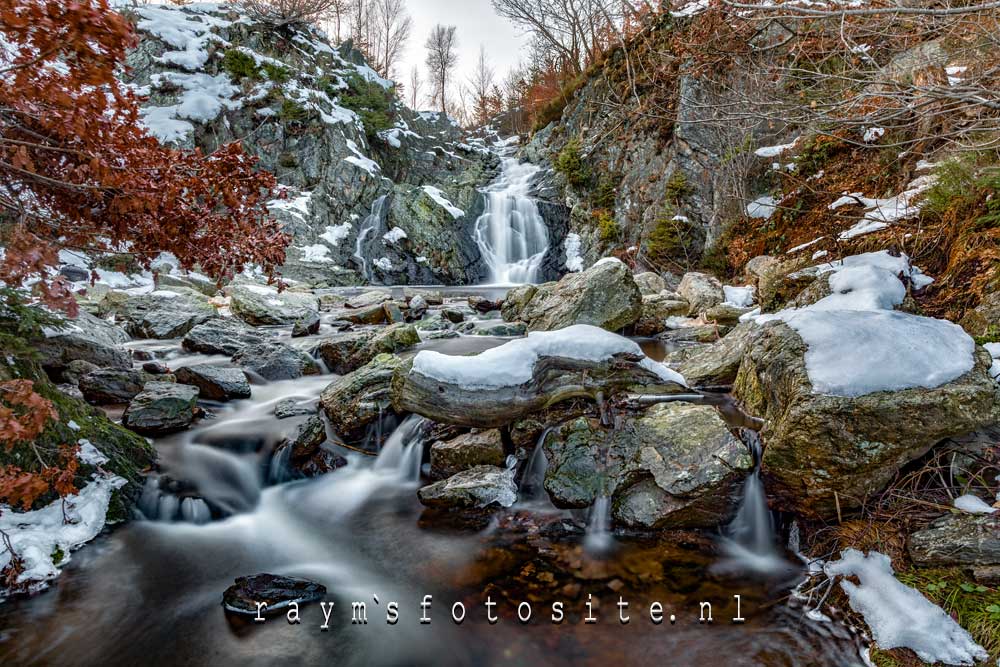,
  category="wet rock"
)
[182,318,272,356]
[383,301,405,323]
[274,398,316,419]
[440,308,465,324]
[118,288,218,339]
[417,465,517,509]
[295,446,348,477]
[315,324,419,375]
[230,341,320,381]
[122,381,200,435]
[333,303,387,325]
[346,290,392,309]
[284,414,328,459]
[230,284,318,326]
[142,361,172,375]
[657,324,729,345]
[468,296,501,313]
[320,354,401,442]
[408,294,428,318]
[291,312,321,337]
[908,513,1000,567]
[542,417,606,508]
[79,368,164,405]
[430,430,506,479]
[175,365,251,401]
[704,303,752,325]
[222,574,326,616]
[633,272,668,295]
[515,259,642,332]
[734,320,1000,518]
[500,285,537,321]
[59,264,90,282]
[472,321,526,336]
[318,293,348,311]
[62,359,99,385]
[634,293,690,336]
[404,288,443,305]
[677,272,724,316]
[678,322,756,386]
[37,311,131,377]
[156,272,219,297]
